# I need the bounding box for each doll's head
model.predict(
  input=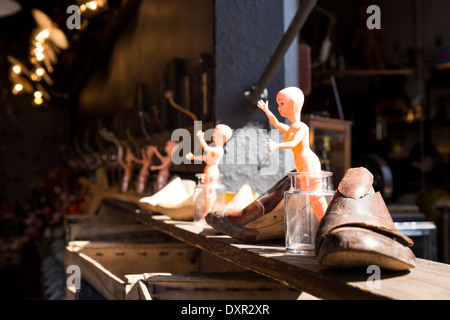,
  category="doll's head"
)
[276,87,304,121]
[212,124,232,146]
[125,152,135,162]
[145,145,156,157]
[165,140,178,155]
